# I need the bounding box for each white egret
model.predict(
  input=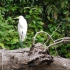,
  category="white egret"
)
[14,15,27,47]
